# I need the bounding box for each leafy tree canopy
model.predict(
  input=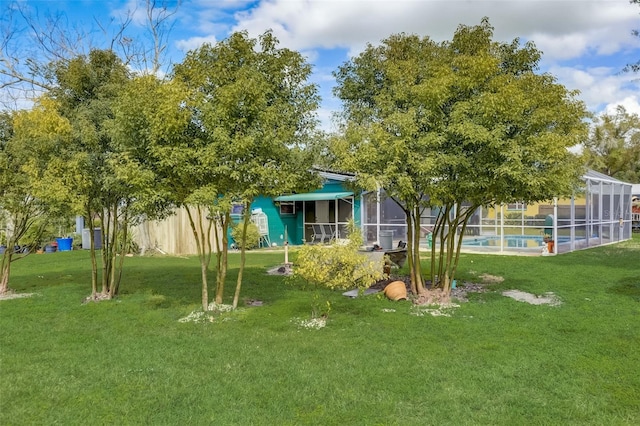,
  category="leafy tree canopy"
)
[583,105,640,183]
[333,18,587,208]
[173,30,321,201]
[332,18,589,294]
